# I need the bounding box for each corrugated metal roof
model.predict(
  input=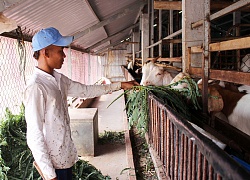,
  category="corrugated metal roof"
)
[1,0,145,54]
[88,0,136,20]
